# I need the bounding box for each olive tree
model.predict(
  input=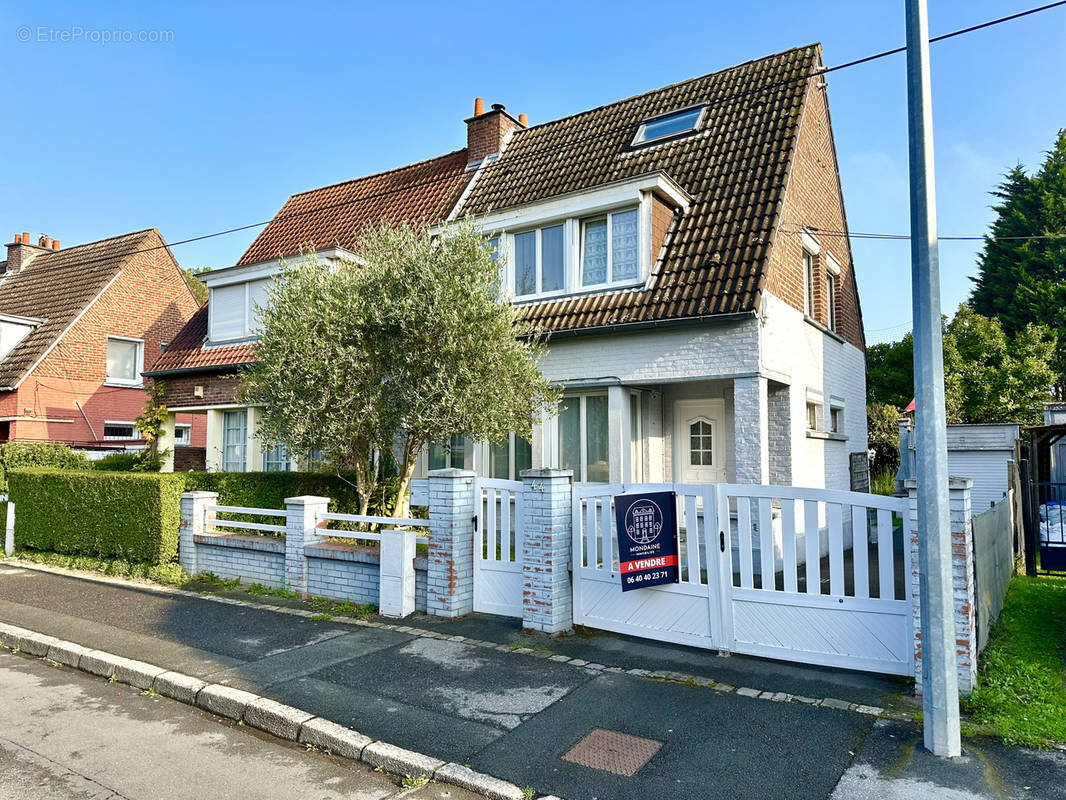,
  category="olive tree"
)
[240,220,557,515]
